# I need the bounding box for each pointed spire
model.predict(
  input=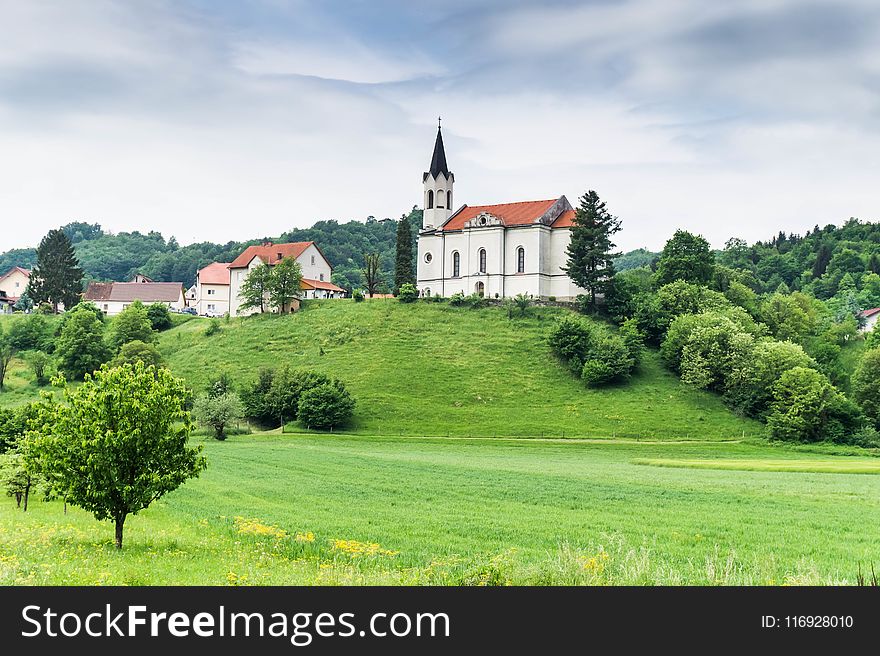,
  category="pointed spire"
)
[428,121,449,179]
